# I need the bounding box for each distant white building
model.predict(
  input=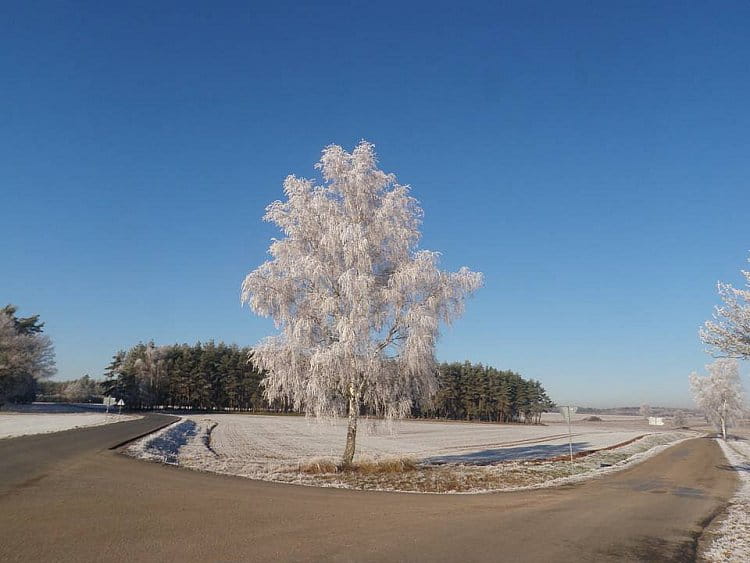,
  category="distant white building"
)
[648,416,664,426]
